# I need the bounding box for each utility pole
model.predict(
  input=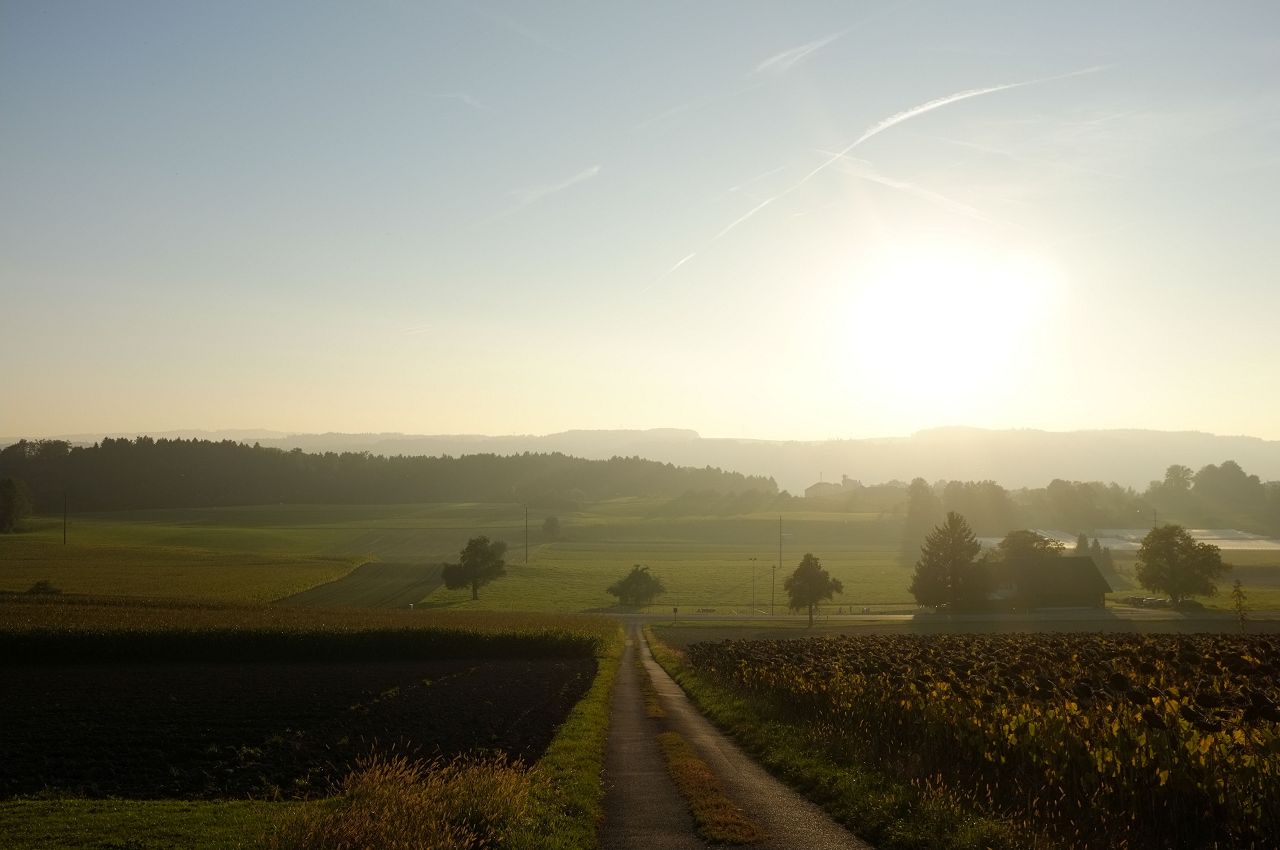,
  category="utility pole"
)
[771,563,777,616]
[774,515,781,615]
[63,491,68,545]
[749,557,757,613]
[524,504,529,566]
